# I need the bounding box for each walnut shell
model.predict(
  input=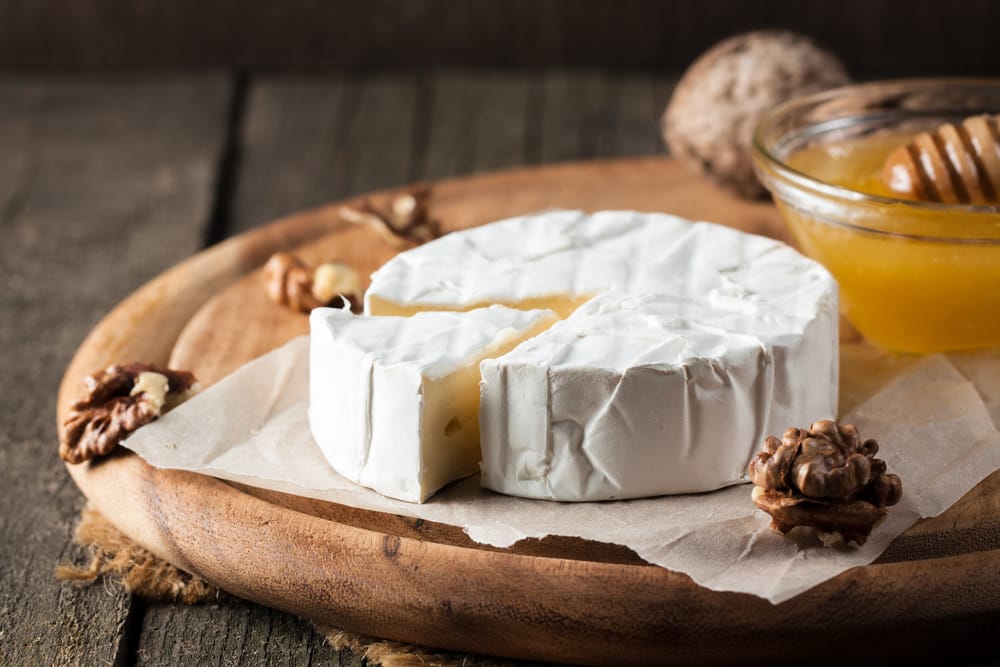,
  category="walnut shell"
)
[661,30,850,199]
